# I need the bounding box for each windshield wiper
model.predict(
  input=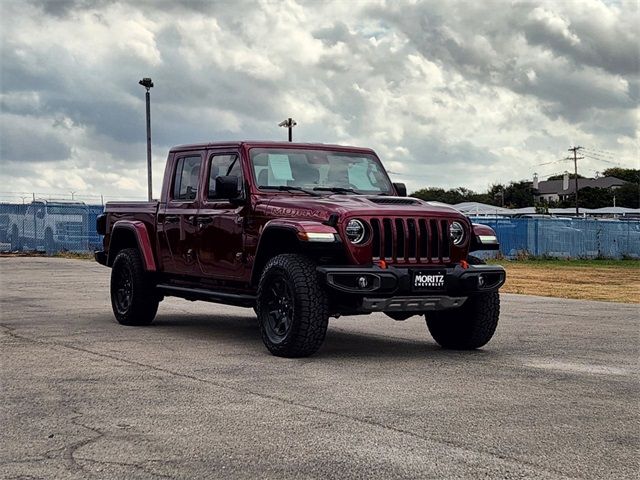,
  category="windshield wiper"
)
[313,187,359,194]
[261,185,321,196]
